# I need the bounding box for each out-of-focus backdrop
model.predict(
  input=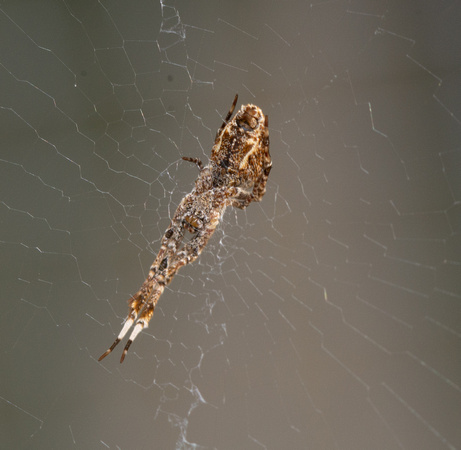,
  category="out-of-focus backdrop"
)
[1,1,460,449]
